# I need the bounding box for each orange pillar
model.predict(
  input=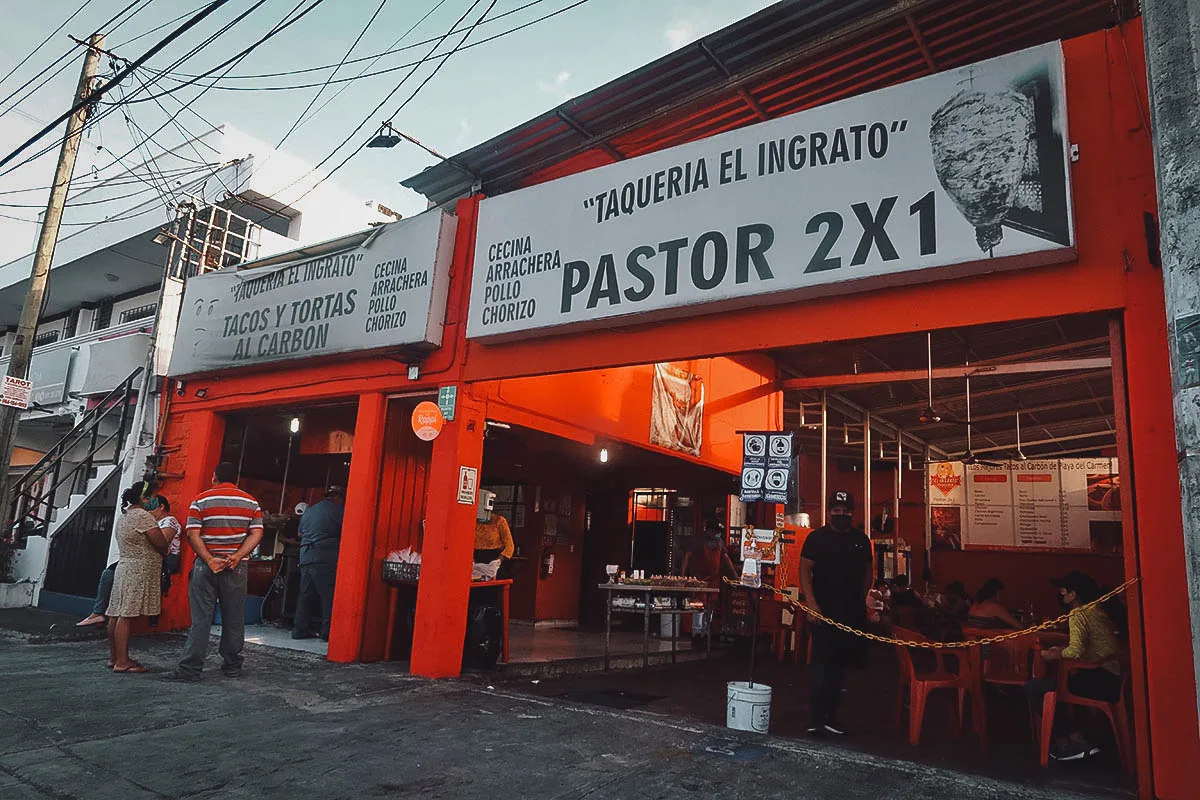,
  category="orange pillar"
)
[1123,282,1200,797]
[410,388,485,678]
[160,409,225,631]
[328,392,388,663]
